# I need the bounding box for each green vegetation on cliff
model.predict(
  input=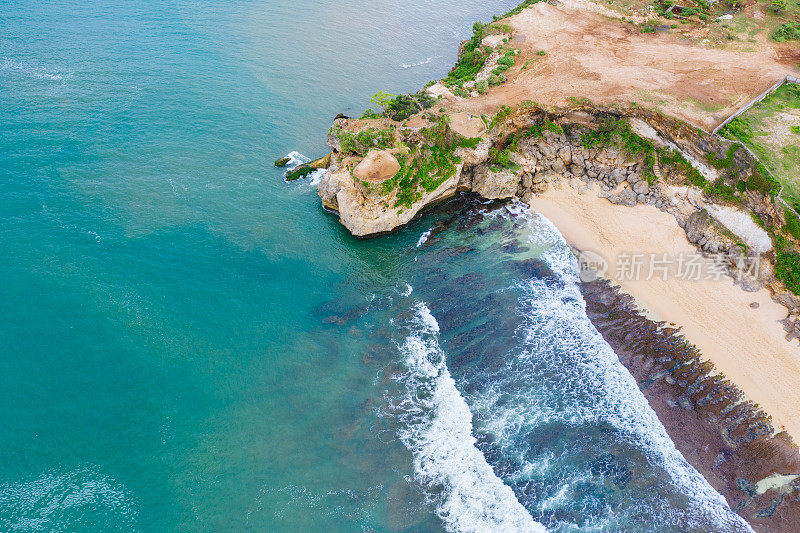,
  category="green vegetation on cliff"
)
[775,234,800,294]
[445,22,490,86]
[772,21,800,41]
[579,118,658,183]
[375,117,468,208]
[332,125,394,156]
[719,81,799,204]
